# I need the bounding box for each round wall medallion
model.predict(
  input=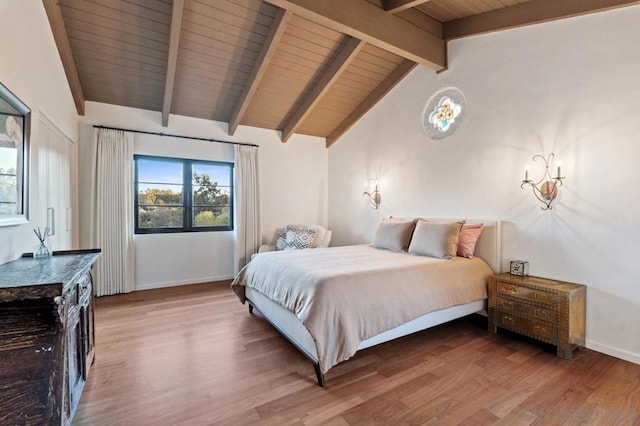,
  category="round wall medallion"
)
[422,87,466,140]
